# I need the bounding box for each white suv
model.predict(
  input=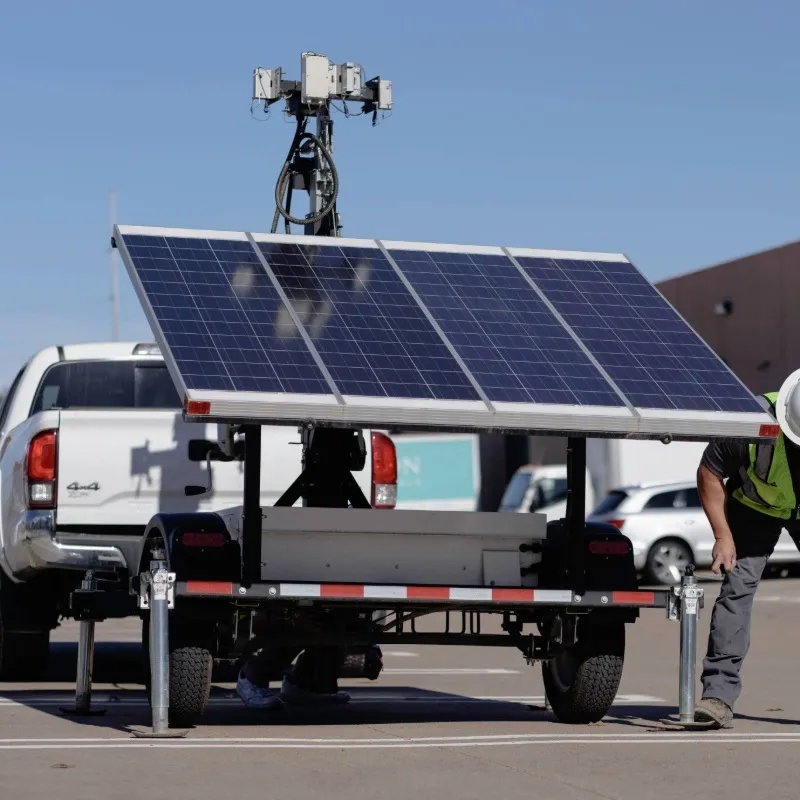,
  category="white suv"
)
[588,480,800,585]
